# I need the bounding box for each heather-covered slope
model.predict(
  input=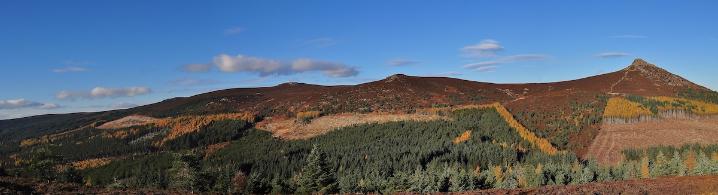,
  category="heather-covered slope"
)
[2,59,718,193]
